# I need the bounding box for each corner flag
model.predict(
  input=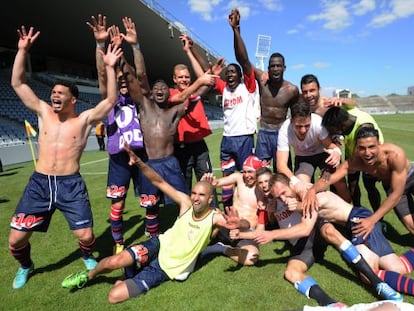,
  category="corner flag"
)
[24,120,37,137]
[24,120,38,167]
